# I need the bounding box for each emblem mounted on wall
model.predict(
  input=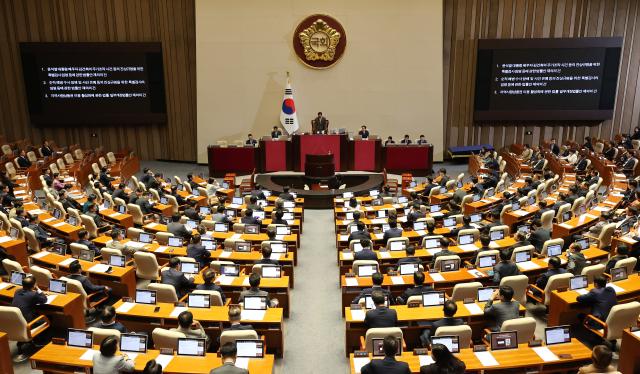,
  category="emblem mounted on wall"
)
[293,14,346,69]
